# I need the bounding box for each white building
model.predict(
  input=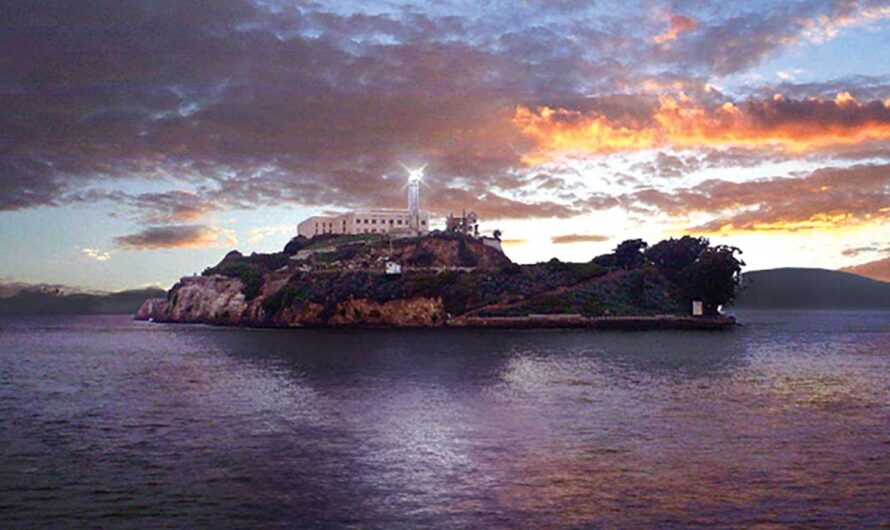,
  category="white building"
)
[297,208,431,238]
[298,165,434,239]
